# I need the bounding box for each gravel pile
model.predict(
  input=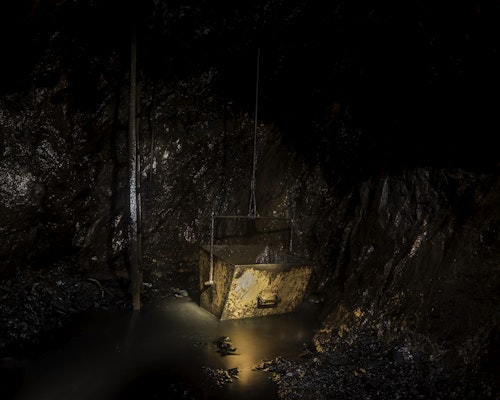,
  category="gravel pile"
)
[254,325,498,400]
[0,262,129,356]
